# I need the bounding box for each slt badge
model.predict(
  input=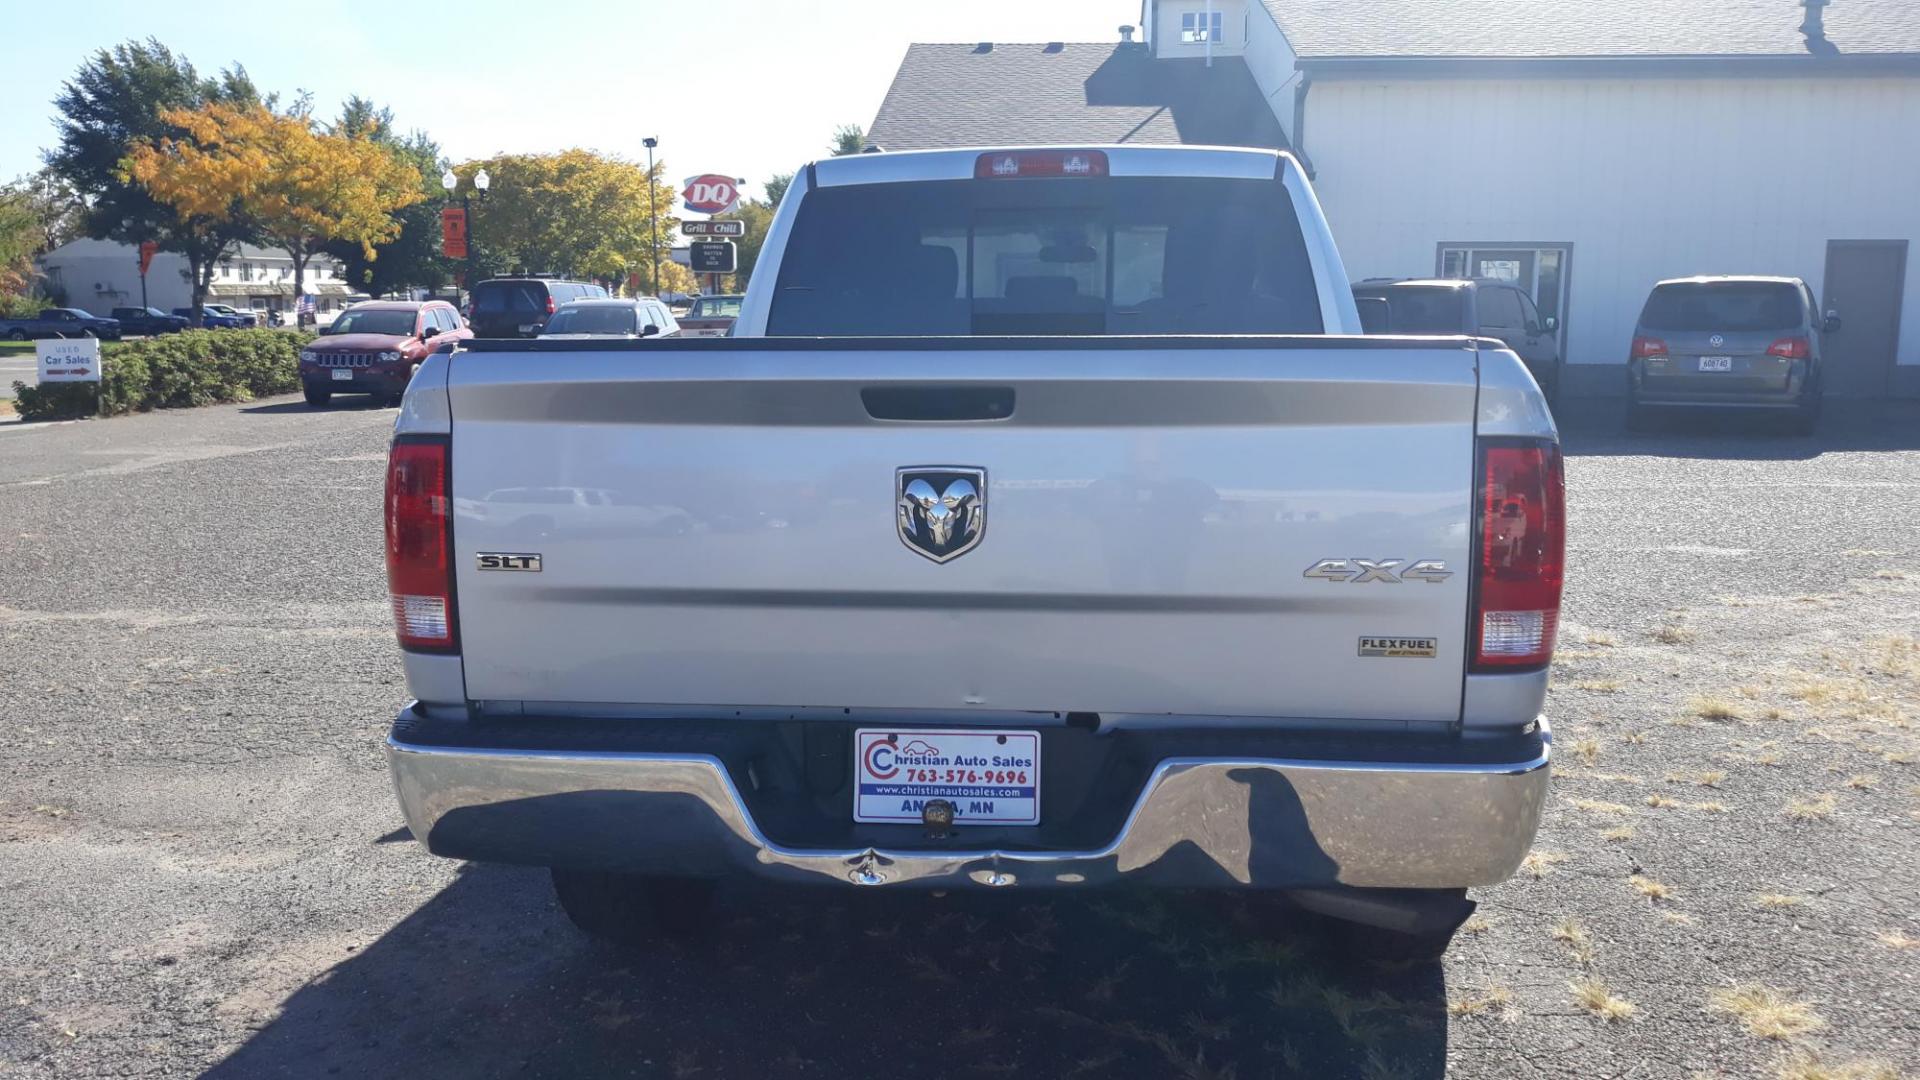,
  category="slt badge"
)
[896,466,986,563]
